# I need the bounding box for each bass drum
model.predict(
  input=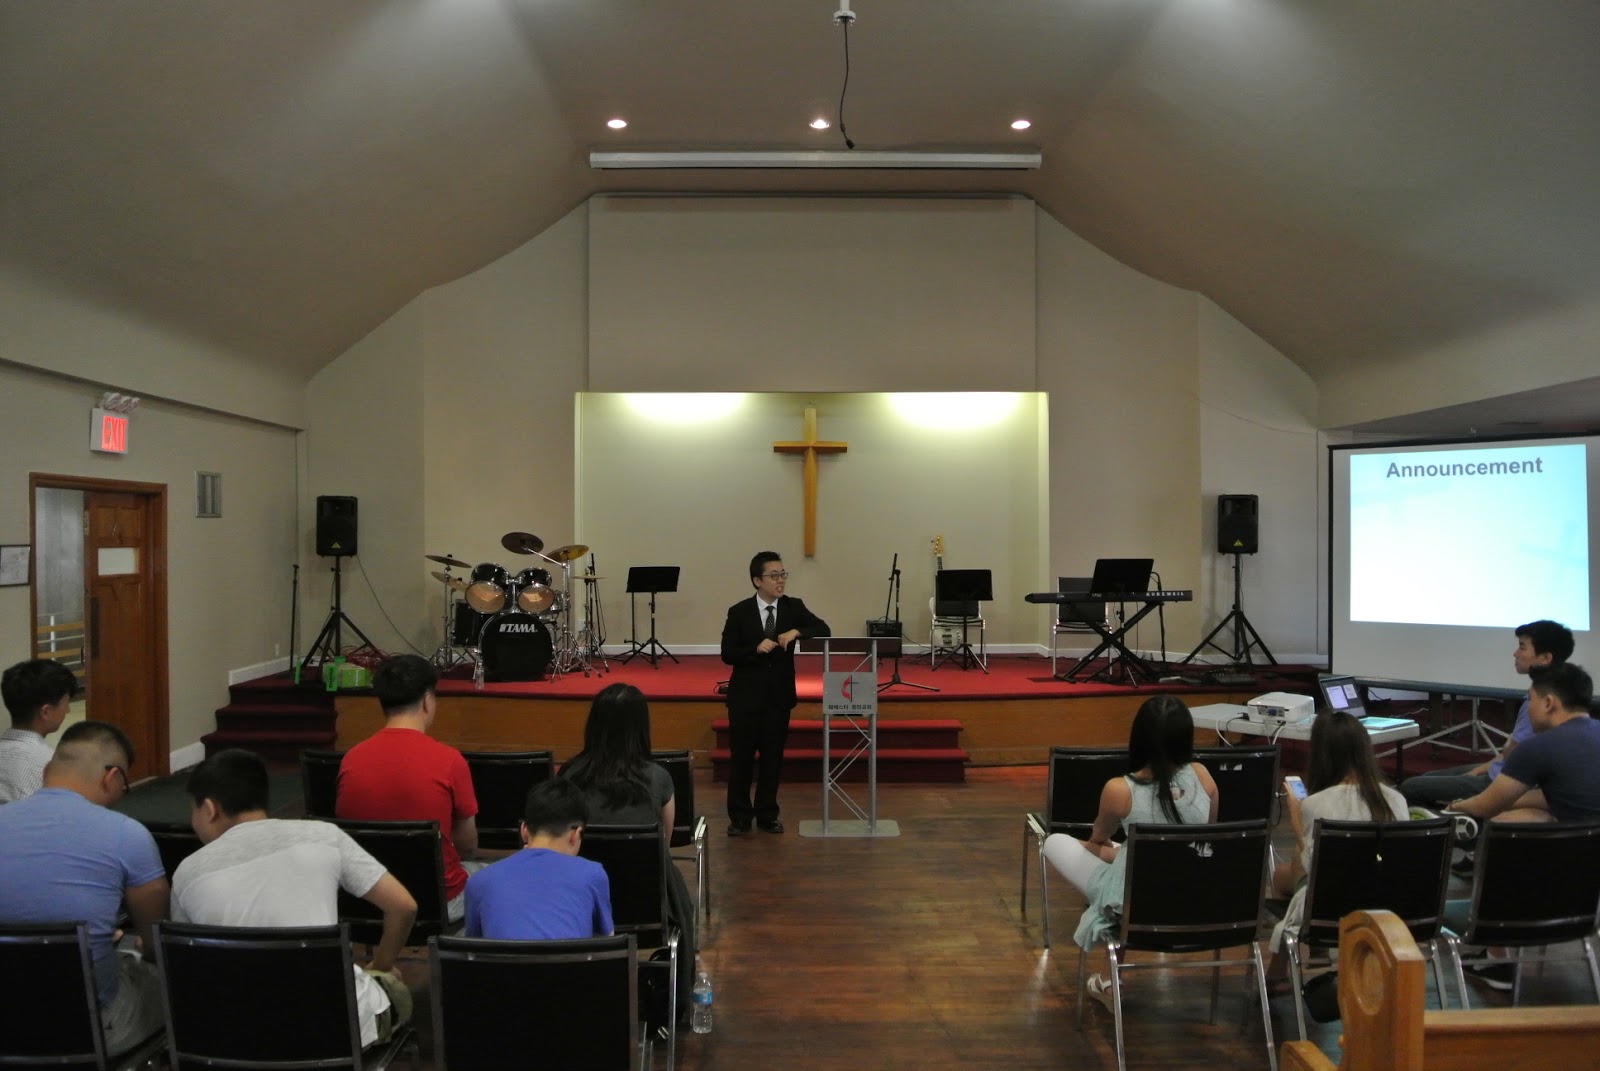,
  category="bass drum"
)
[479,612,553,682]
